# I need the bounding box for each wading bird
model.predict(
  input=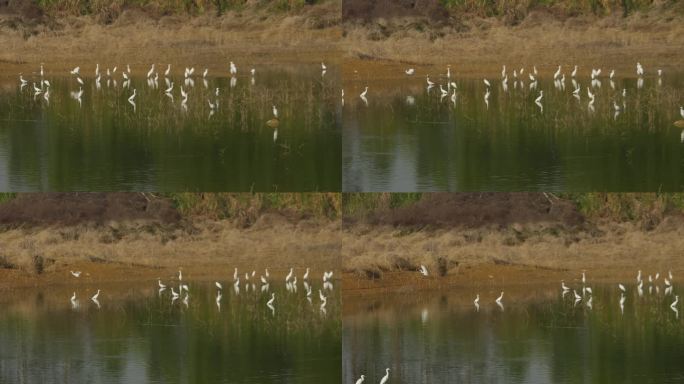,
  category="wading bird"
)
[380,368,390,384]
[405,68,415,75]
[496,291,504,304]
[91,289,100,301]
[70,271,81,278]
[158,279,166,289]
[355,375,365,384]
[419,265,428,276]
